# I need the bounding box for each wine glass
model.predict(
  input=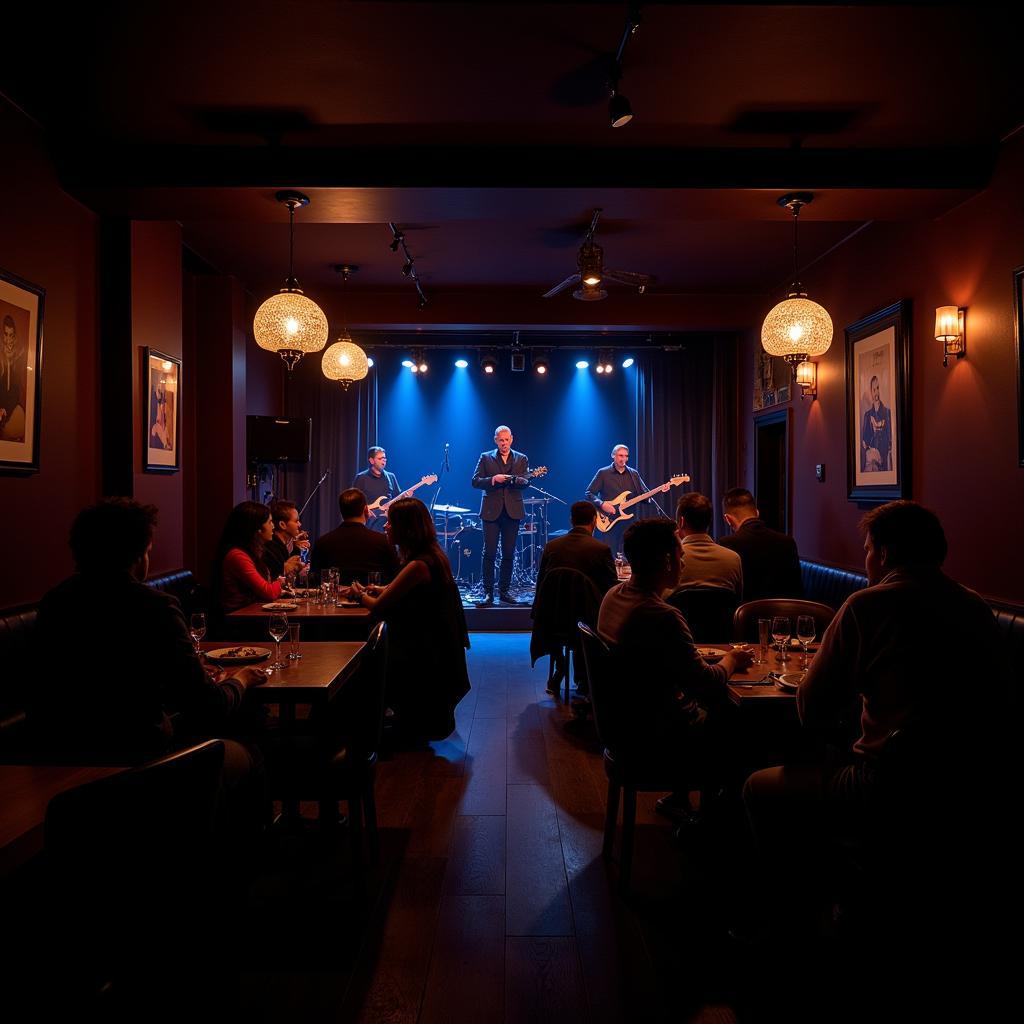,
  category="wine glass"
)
[269,613,289,670]
[797,615,816,668]
[189,612,207,655]
[771,616,791,664]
